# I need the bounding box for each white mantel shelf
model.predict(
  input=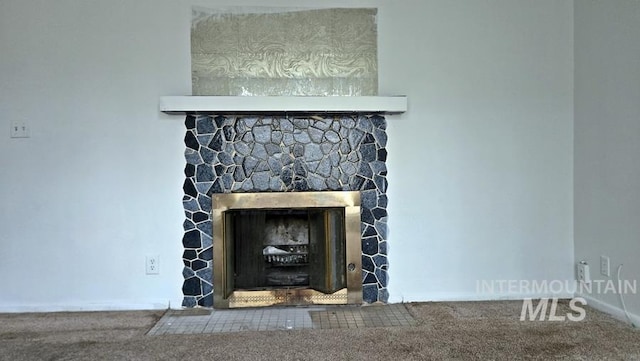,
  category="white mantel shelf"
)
[159,96,407,114]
